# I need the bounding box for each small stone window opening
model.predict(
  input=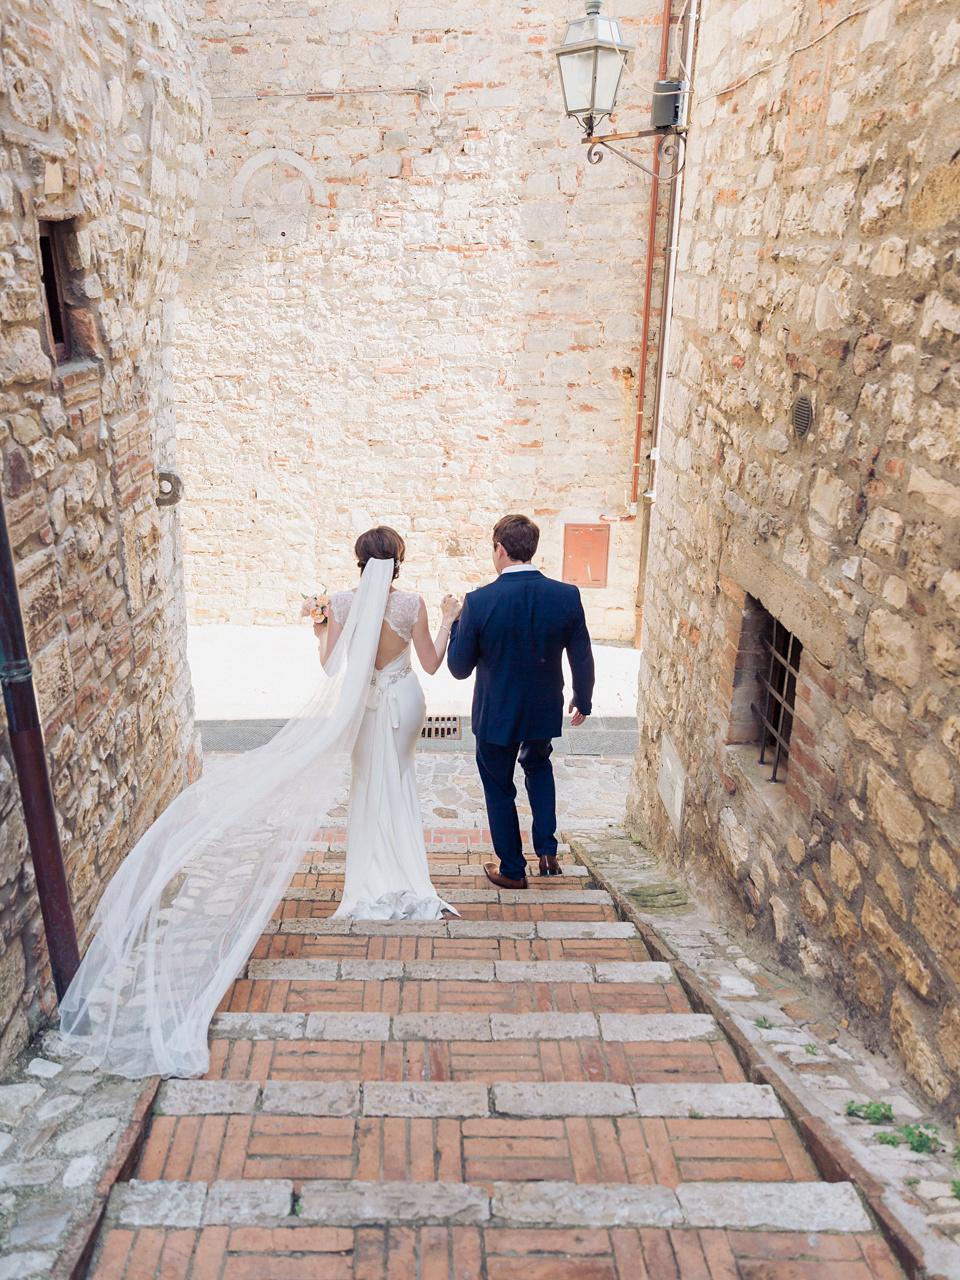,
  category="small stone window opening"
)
[38,221,71,364]
[752,611,803,783]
